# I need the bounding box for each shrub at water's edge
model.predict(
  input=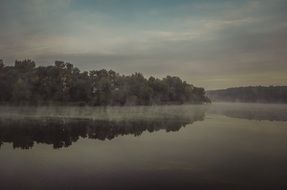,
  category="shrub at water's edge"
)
[0,59,210,106]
